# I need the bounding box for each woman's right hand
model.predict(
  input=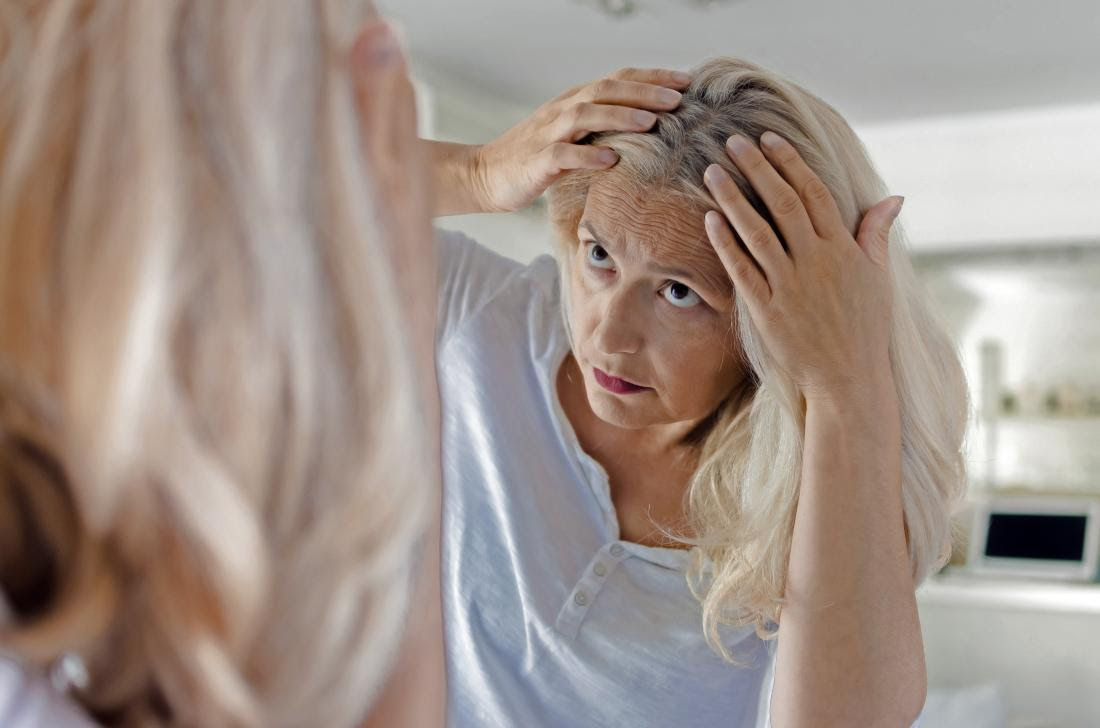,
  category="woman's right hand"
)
[431,68,691,216]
